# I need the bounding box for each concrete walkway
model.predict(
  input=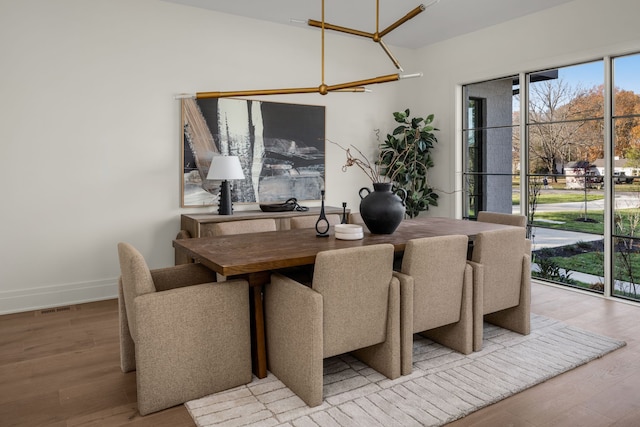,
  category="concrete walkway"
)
[529,226,601,249]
